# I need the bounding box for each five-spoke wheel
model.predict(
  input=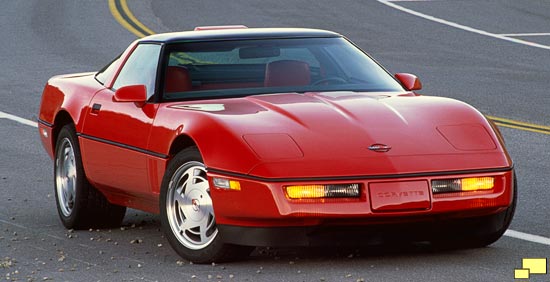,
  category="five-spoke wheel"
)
[166,163,217,250]
[55,137,77,217]
[160,147,252,263]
